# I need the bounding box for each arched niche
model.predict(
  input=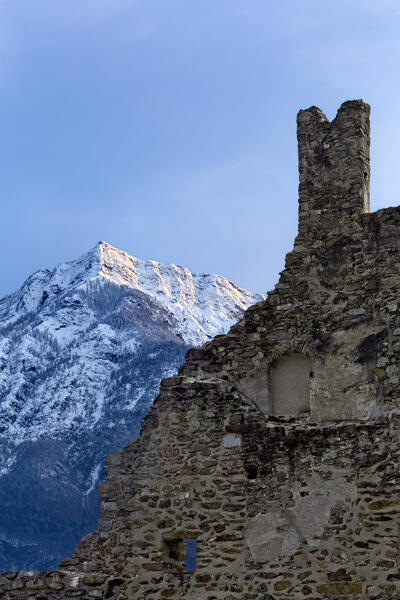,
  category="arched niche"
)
[269,354,312,417]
